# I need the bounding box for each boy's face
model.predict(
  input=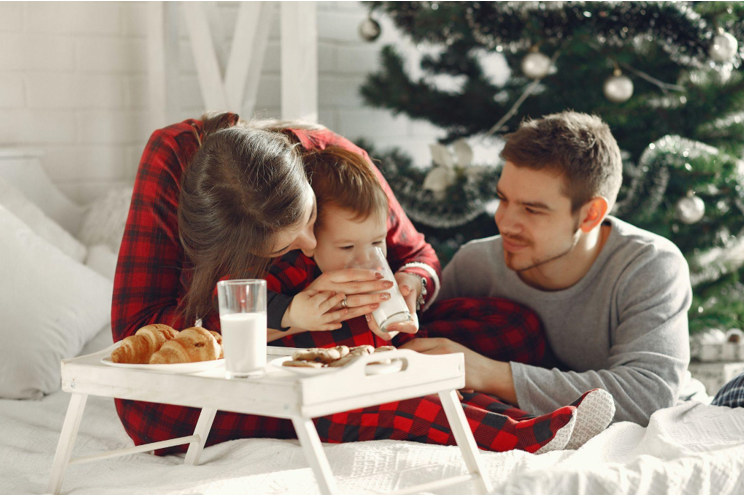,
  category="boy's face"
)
[495,161,582,273]
[311,205,388,273]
